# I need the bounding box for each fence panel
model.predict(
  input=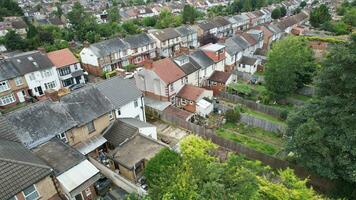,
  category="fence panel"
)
[240,114,286,134]
[220,92,284,119]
